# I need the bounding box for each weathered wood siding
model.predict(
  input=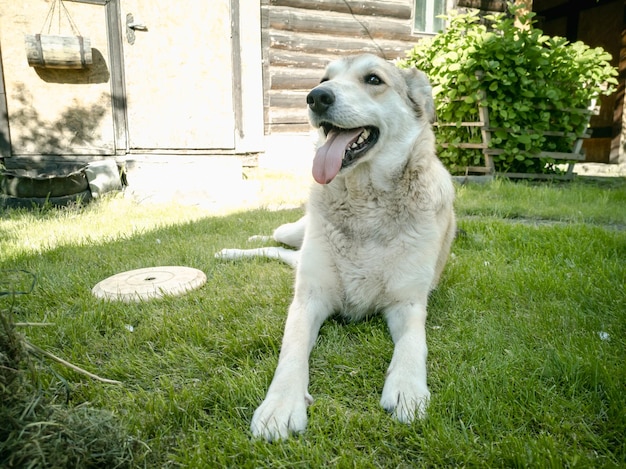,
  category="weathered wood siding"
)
[535,0,624,164]
[0,0,115,157]
[262,0,424,133]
